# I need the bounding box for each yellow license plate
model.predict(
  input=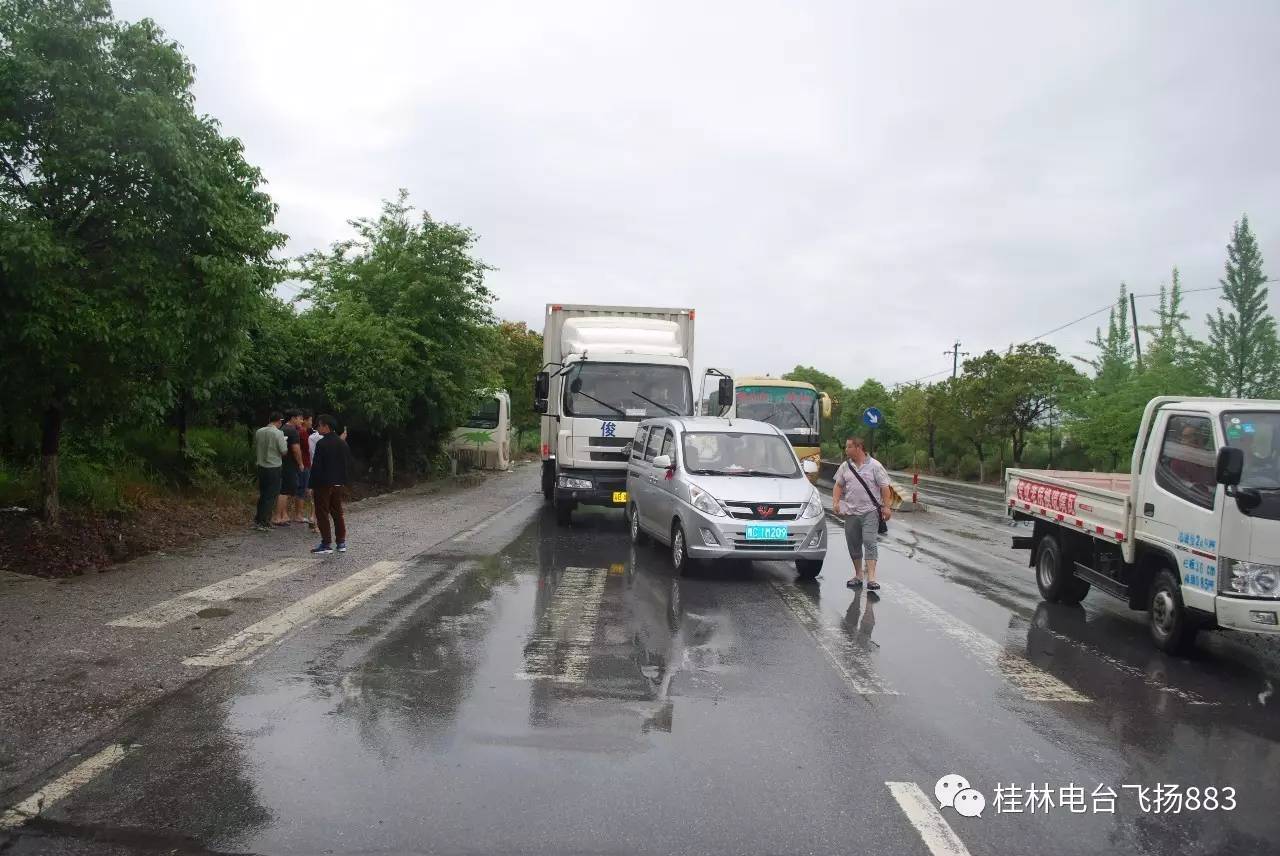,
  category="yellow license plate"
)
[612,491,628,504]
